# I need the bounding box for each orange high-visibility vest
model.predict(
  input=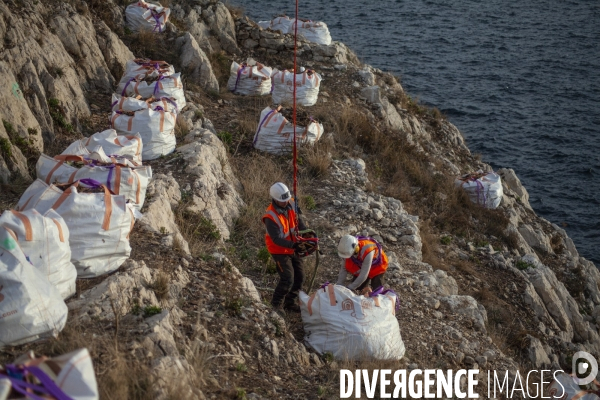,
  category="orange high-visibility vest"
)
[262,200,298,255]
[345,239,388,278]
